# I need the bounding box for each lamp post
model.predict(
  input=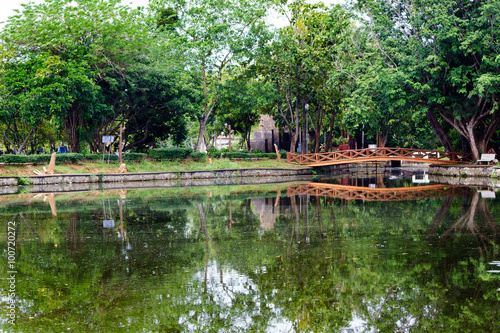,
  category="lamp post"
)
[304,103,309,155]
[225,123,234,153]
